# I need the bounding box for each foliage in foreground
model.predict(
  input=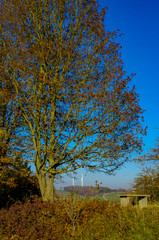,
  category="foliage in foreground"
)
[0,196,158,240]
